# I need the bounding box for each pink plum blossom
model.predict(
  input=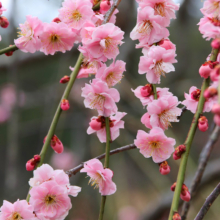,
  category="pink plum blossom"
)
[14,15,43,53]
[95,60,126,87]
[80,158,117,195]
[87,112,126,143]
[82,23,124,61]
[81,78,120,116]
[137,0,179,26]
[39,22,76,55]
[201,0,220,18]
[139,45,177,84]
[130,6,169,46]
[134,127,176,163]
[0,200,36,220]
[58,0,94,31]
[29,180,72,220]
[182,86,215,113]
[0,7,6,16]
[132,86,172,106]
